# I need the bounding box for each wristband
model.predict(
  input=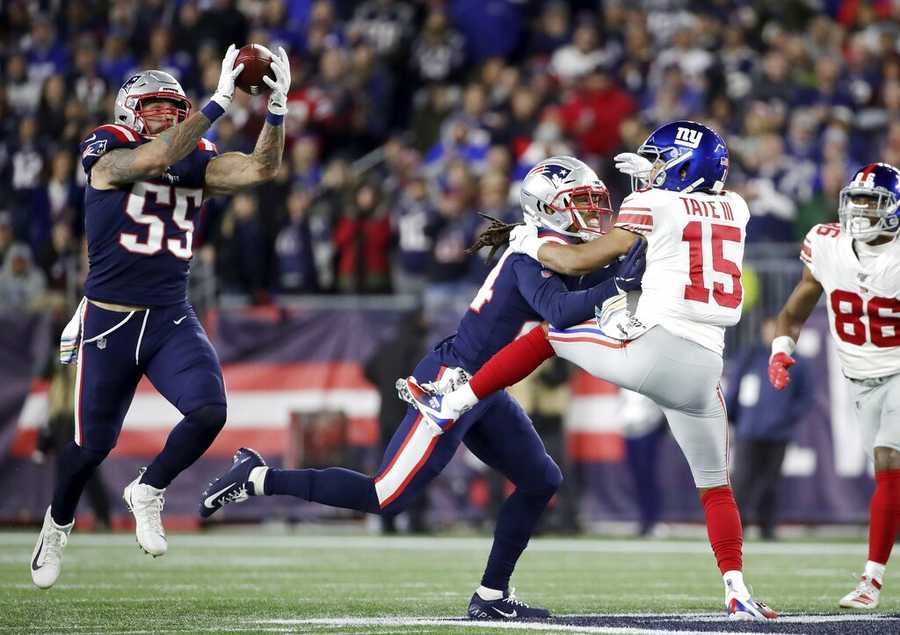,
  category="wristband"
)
[201,101,225,124]
[266,111,284,126]
[770,335,796,359]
